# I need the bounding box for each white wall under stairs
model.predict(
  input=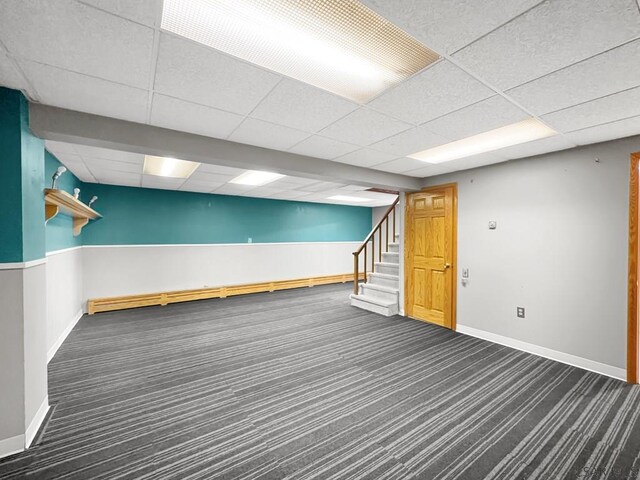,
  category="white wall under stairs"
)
[350,232,400,316]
